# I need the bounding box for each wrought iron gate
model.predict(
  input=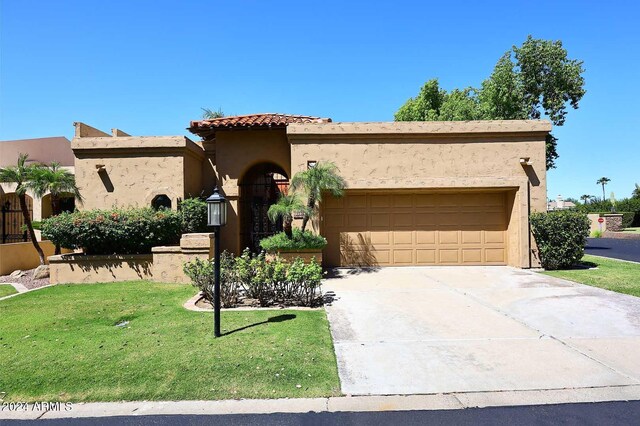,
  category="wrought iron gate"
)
[239,172,289,252]
[1,200,30,244]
